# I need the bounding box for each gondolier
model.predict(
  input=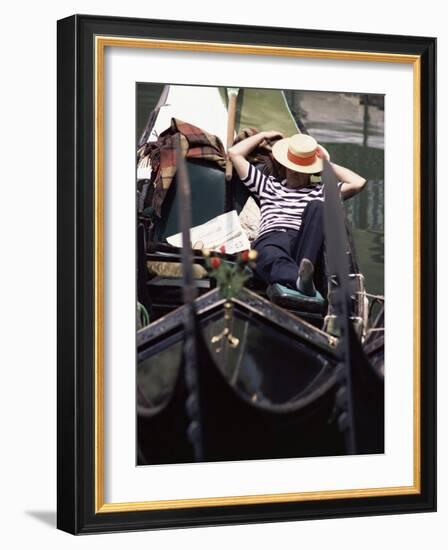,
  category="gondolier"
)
[228,131,367,300]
